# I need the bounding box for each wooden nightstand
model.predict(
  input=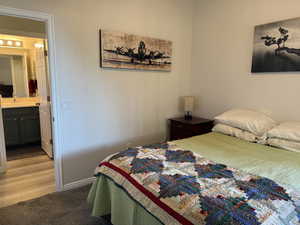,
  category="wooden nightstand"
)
[168,117,214,141]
